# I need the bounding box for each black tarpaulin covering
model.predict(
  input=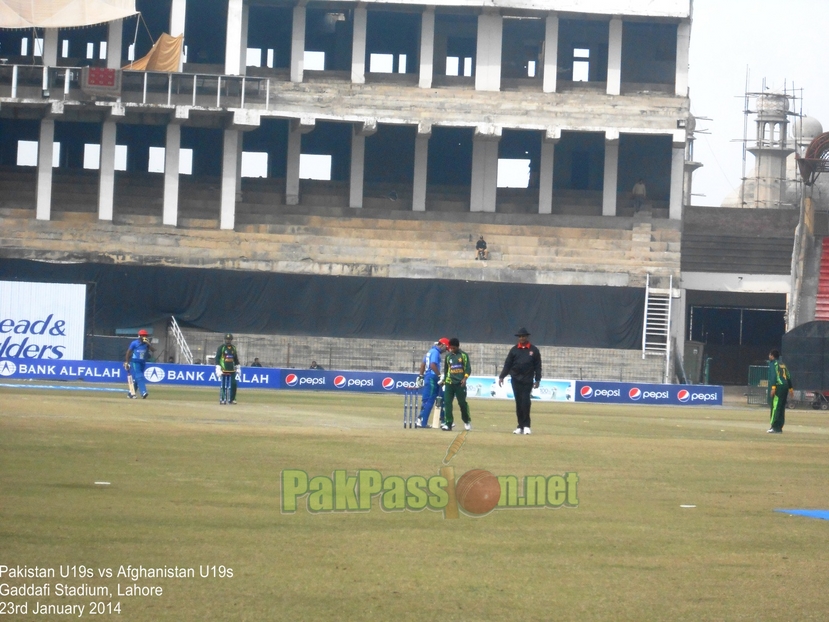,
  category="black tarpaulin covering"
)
[782,321,829,390]
[0,259,645,348]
